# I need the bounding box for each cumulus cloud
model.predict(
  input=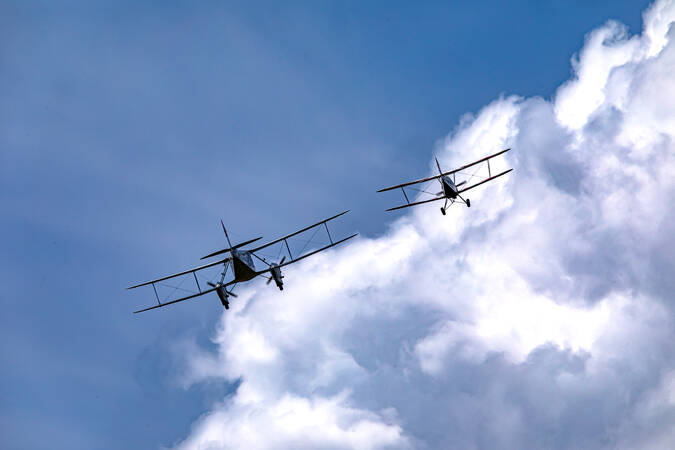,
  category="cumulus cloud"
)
[172,1,675,448]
